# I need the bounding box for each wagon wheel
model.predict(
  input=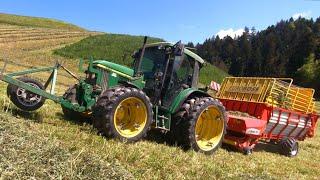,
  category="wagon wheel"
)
[279,137,299,157]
